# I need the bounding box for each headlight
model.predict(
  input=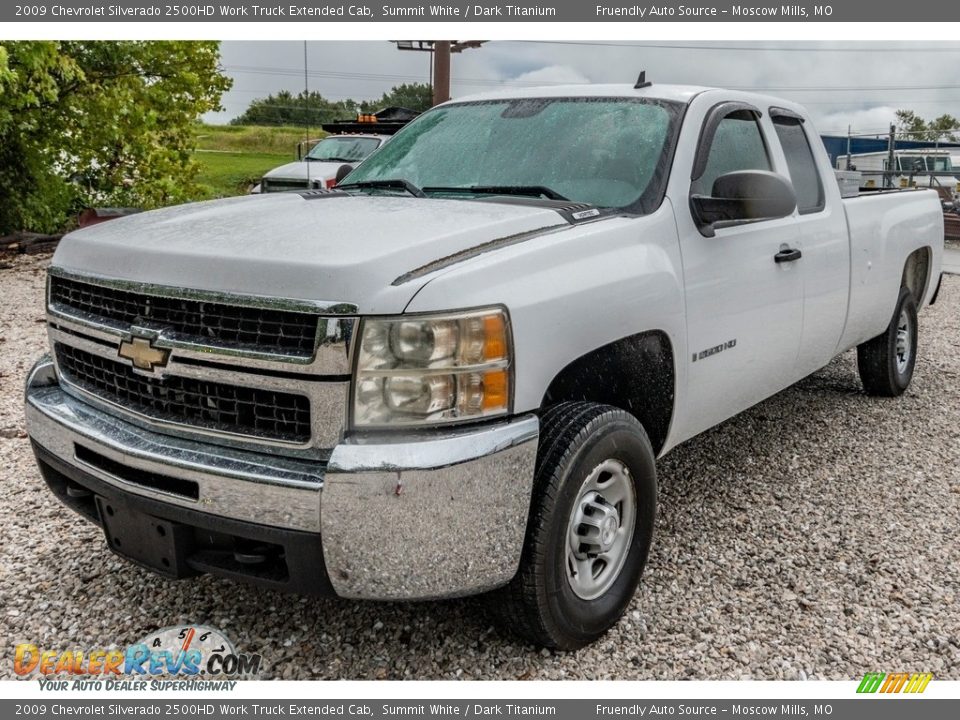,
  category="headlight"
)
[352,308,512,428]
